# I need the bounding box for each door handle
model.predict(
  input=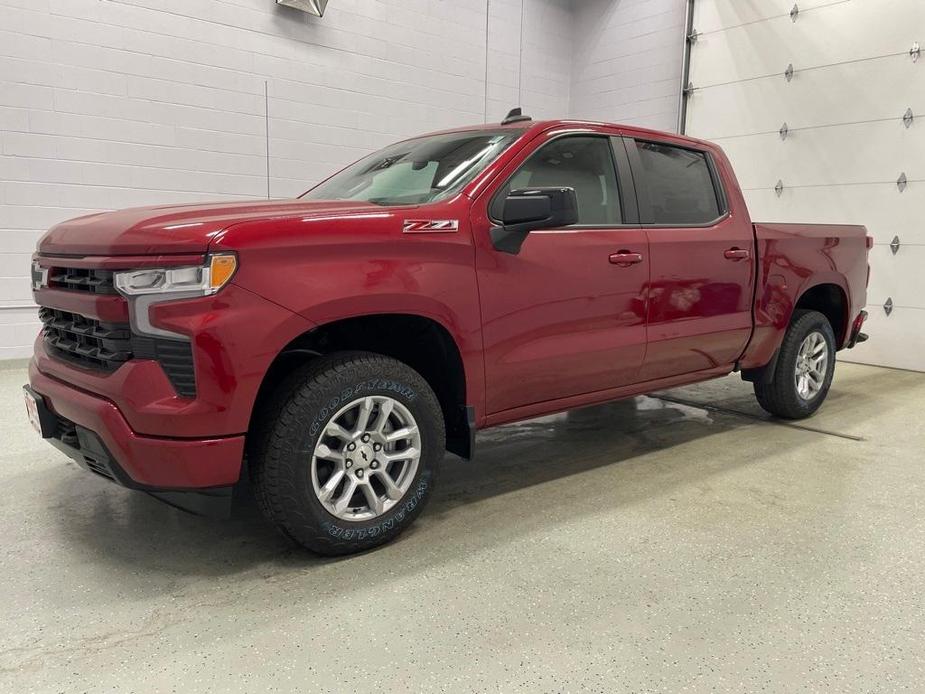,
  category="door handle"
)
[609,251,643,266]
[724,247,750,260]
